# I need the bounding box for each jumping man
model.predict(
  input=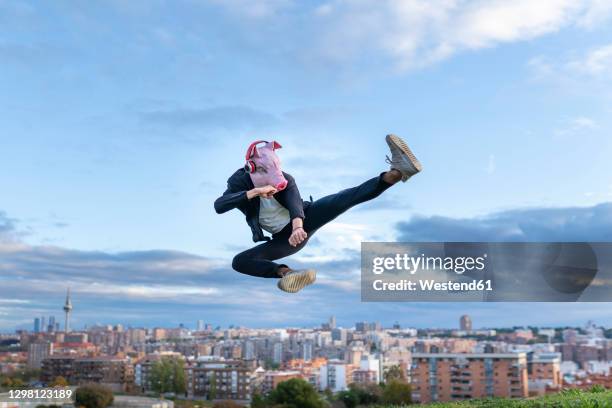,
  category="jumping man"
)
[214,135,422,293]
